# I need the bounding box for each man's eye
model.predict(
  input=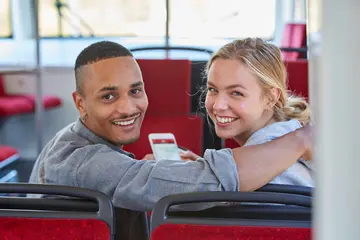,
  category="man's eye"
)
[102,94,115,100]
[130,89,142,95]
